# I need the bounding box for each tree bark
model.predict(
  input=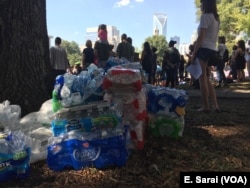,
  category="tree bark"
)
[0,0,53,116]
